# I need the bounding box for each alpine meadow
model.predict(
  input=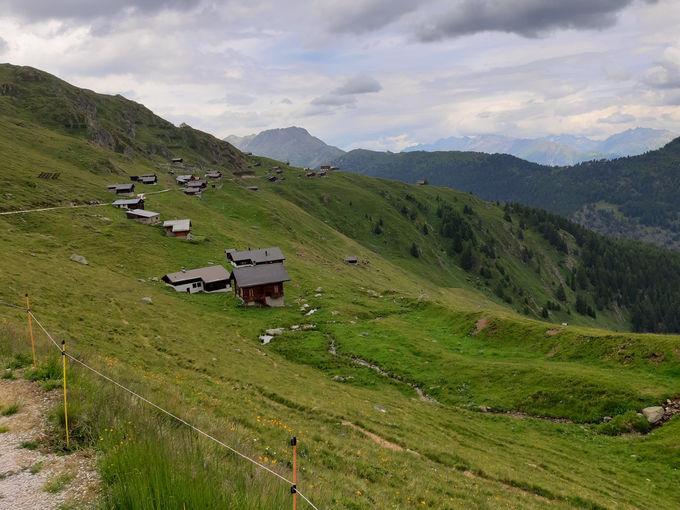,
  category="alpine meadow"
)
[1,63,679,510]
